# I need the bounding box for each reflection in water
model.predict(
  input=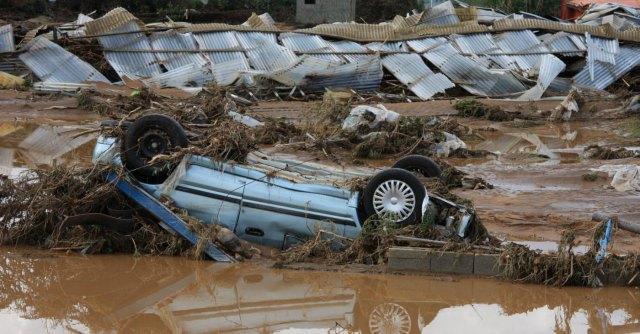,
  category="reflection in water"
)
[0,121,97,176]
[0,248,639,333]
